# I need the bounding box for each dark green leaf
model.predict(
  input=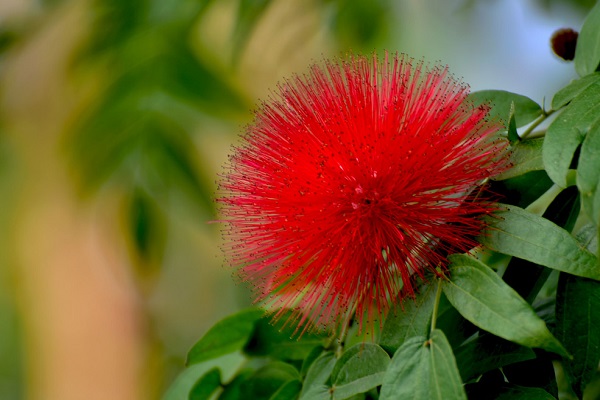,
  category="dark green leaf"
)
[330,343,390,399]
[189,368,221,400]
[556,273,600,397]
[379,284,435,353]
[244,314,326,361]
[128,188,167,266]
[543,80,600,187]
[187,308,263,365]
[575,1,600,76]
[468,90,542,127]
[269,379,302,400]
[480,204,599,280]
[495,137,545,180]
[434,294,477,349]
[454,334,536,383]
[493,384,556,400]
[218,369,254,400]
[380,331,466,400]
[507,103,520,143]
[241,362,300,400]
[502,353,559,398]
[466,375,557,399]
[489,170,554,208]
[442,254,568,356]
[552,73,600,109]
[578,117,600,225]
[300,346,325,379]
[299,352,336,400]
